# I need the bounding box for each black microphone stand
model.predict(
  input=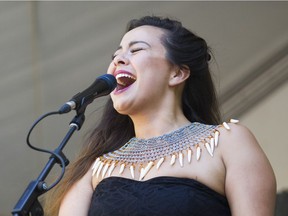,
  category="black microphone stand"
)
[11,109,86,216]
